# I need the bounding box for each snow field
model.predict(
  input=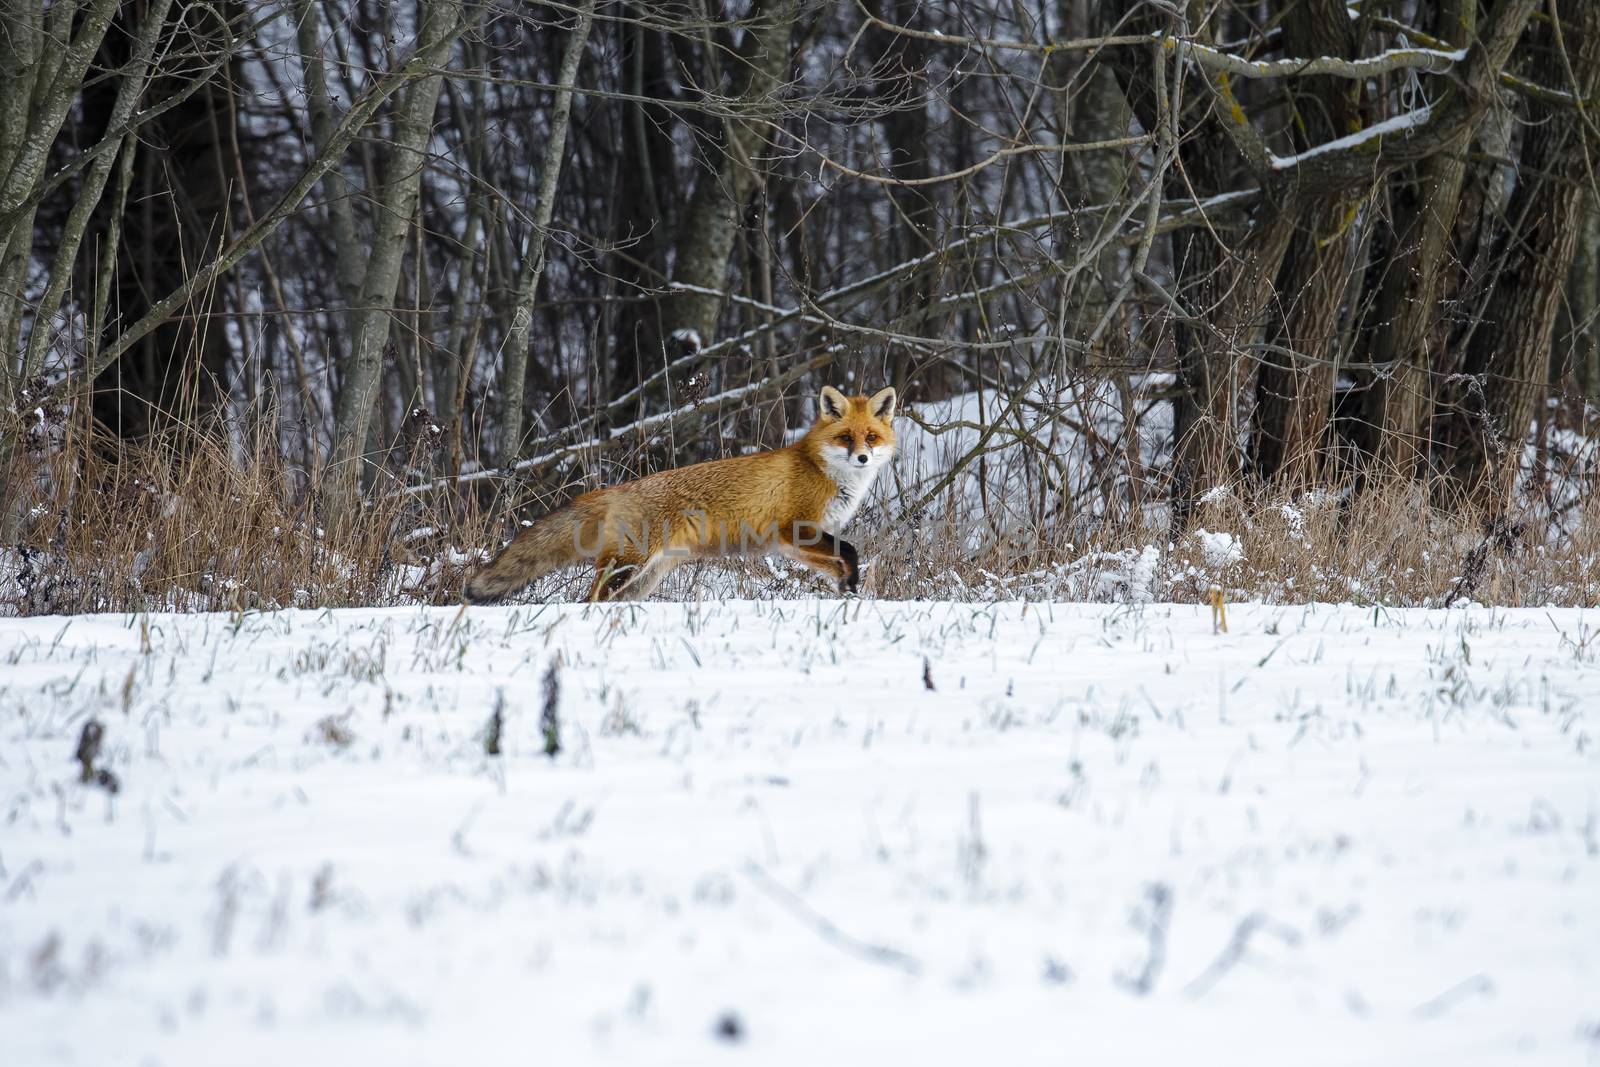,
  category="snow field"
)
[1,600,1597,1064]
